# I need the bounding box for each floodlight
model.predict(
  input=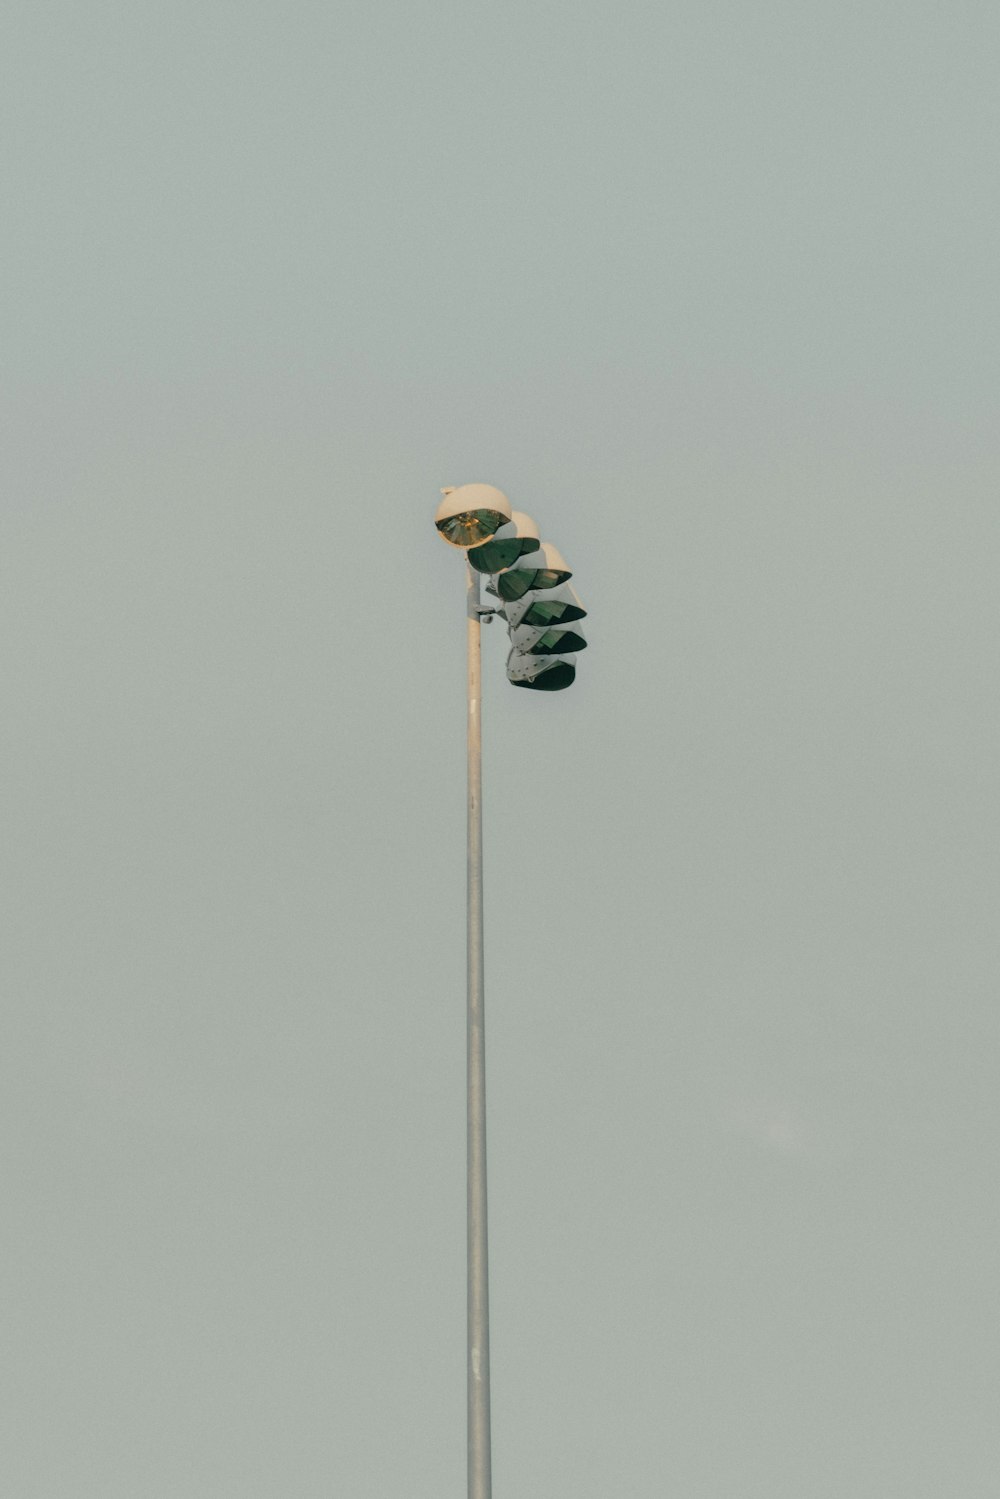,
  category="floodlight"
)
[506,646,577,691]
[432,478,588,1499]
[508,620,587,655]
[466,511,541,573]
[503,582,586,630]
[492,542,571,602]
[435,484,512,547]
